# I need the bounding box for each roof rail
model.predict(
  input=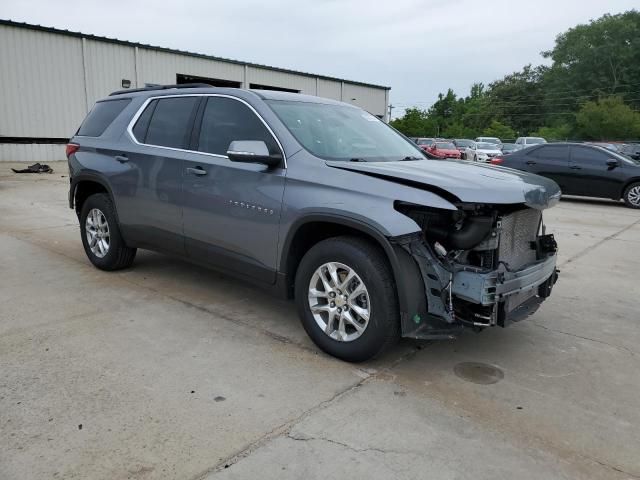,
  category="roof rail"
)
[109,83,214,96]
